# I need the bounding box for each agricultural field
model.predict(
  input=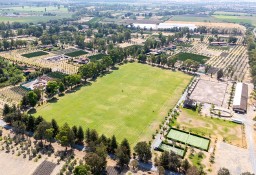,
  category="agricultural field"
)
[169,14,256,26]
[0,49,79,75]
[212,11,256,25]
[172,52,209,64]
[35,63,191,145]
[0,86,28,106]
[173,108,245,147]
[65,50,88,57]
[212,15,252,24]
[0,5,72,23]
[206,45,249,81]
[21,51,49,58]
[180,37,249,81]
[213,11,248,16]
[170,15,220,23]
